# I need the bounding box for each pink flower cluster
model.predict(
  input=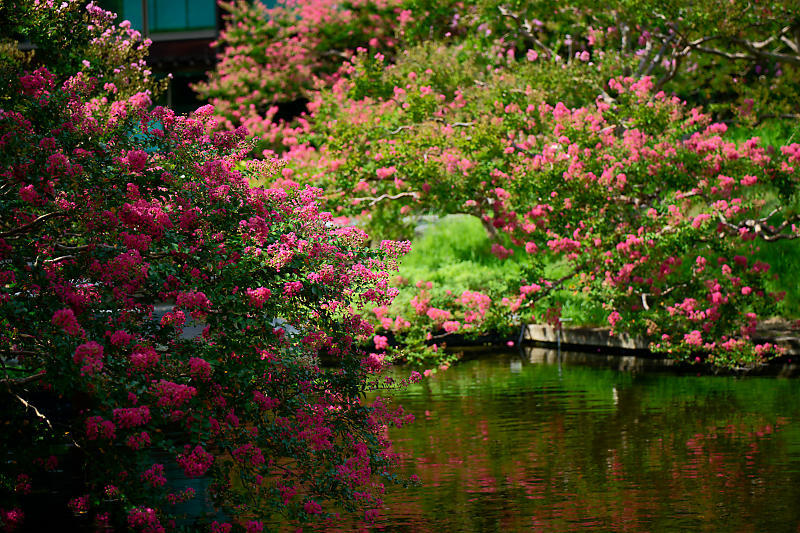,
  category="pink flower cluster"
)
[67,495,89,516]
[129,345,160,371]
[283,281,304,296]
[85,416,116,441]
[126,431,152,450]
[304,500,323,514]
[152,380,197,408]
[52,308,83,336]
[373,335,389,350]
[252,390,280,411]
[113,406,151,428]
[140,463,167,488]
[73,341,104,375]
[426,307,452,323]
[176,290,211,319]
[188,357,212,381]
[232,443,265,467]
[177,445,214,478]
[379,239,412,256]
[127,507,164,533]
[246,287,272,308]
